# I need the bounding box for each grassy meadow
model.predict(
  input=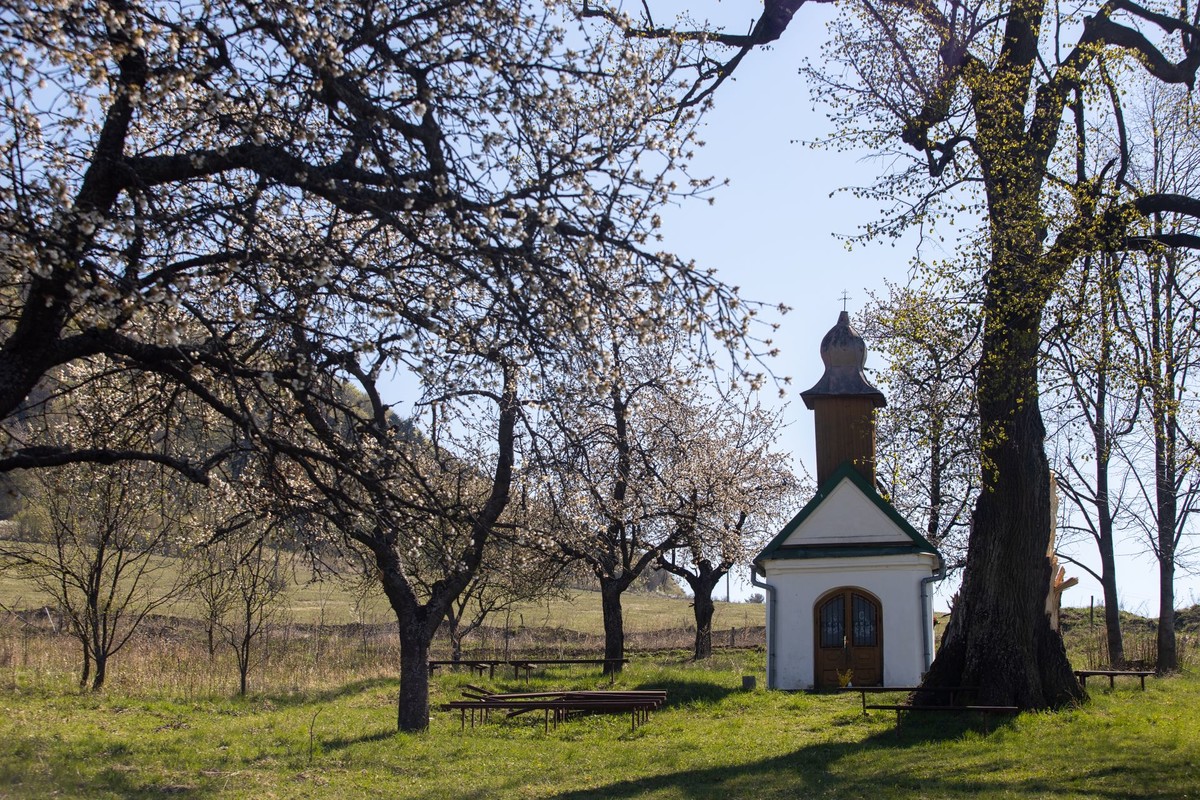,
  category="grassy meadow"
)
[2,574,1199,799]
[1,649,1197,800]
